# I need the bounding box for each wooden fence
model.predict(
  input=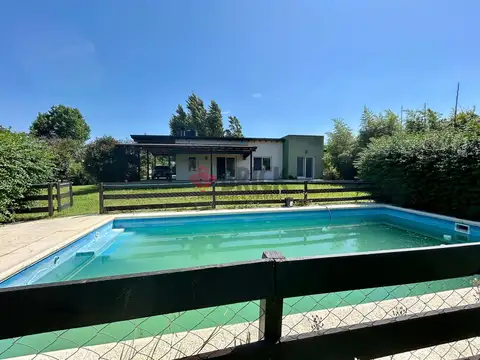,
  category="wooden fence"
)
[1,243,480,359]
[99,180,377,214]
[15,181,73,216]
